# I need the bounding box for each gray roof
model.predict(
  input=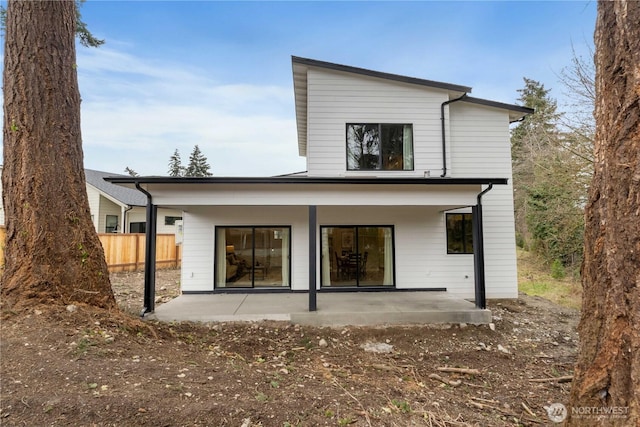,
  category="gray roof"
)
[85,169,146,206]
